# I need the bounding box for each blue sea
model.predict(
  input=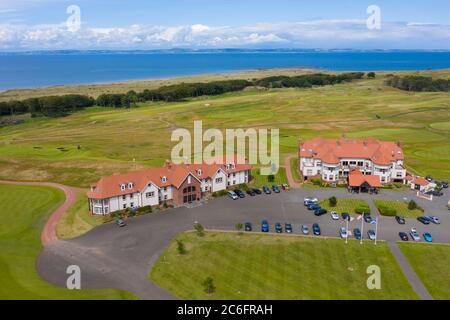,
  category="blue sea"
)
[1,50,450,90]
